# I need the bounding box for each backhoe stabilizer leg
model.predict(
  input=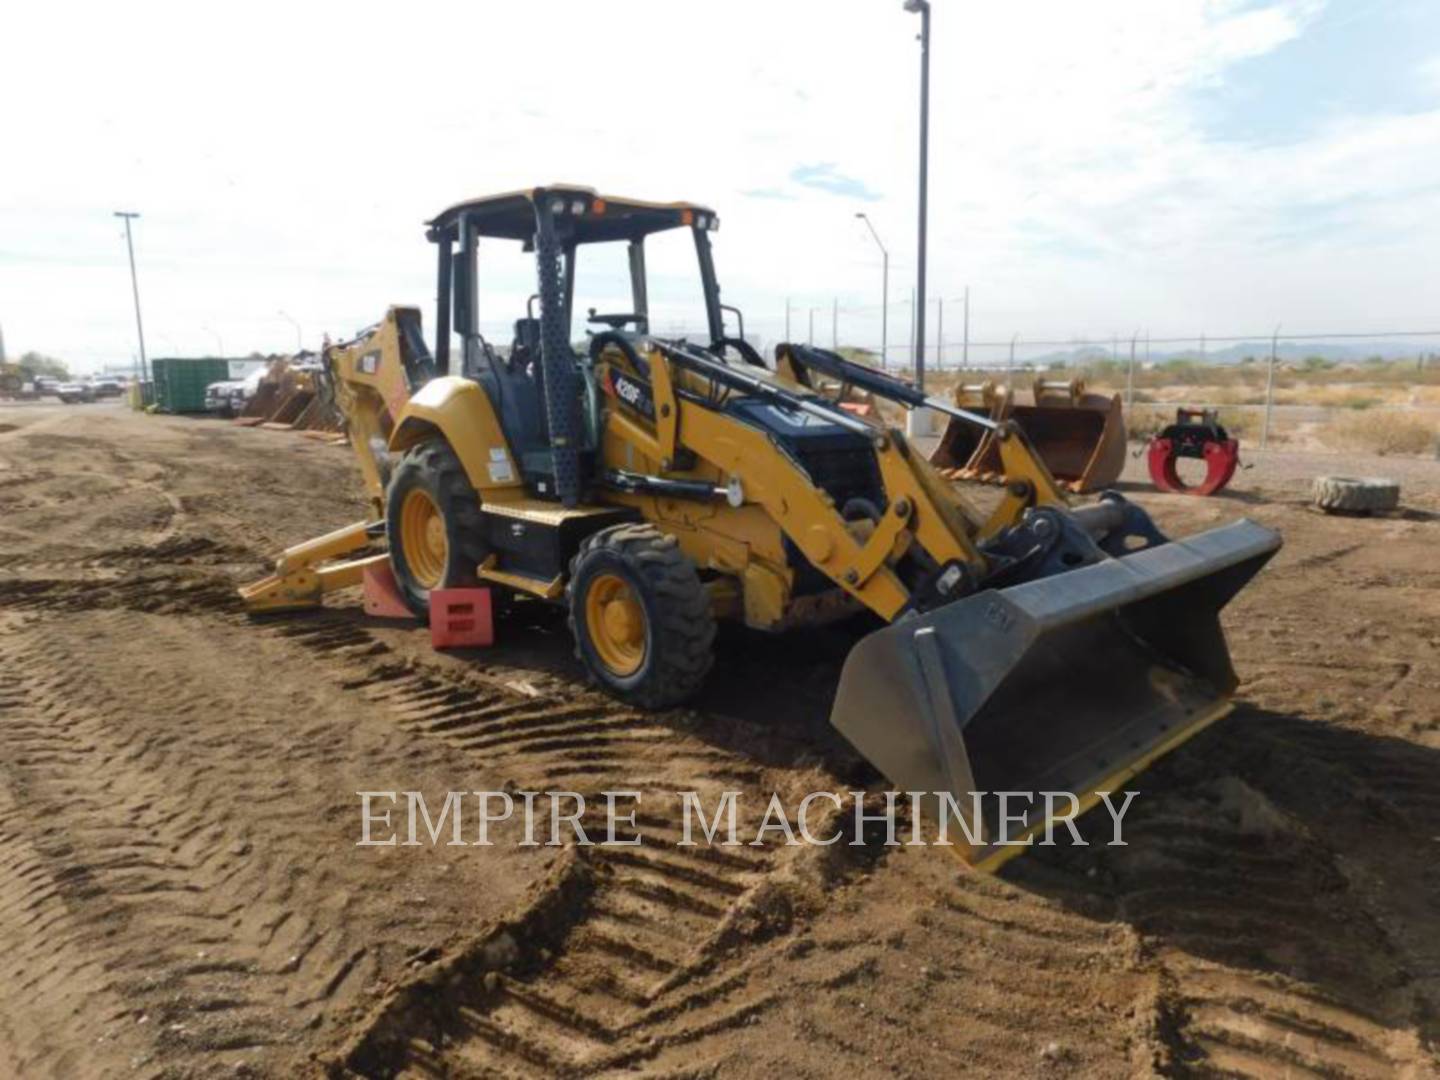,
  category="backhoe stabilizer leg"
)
[239,520,386,613]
